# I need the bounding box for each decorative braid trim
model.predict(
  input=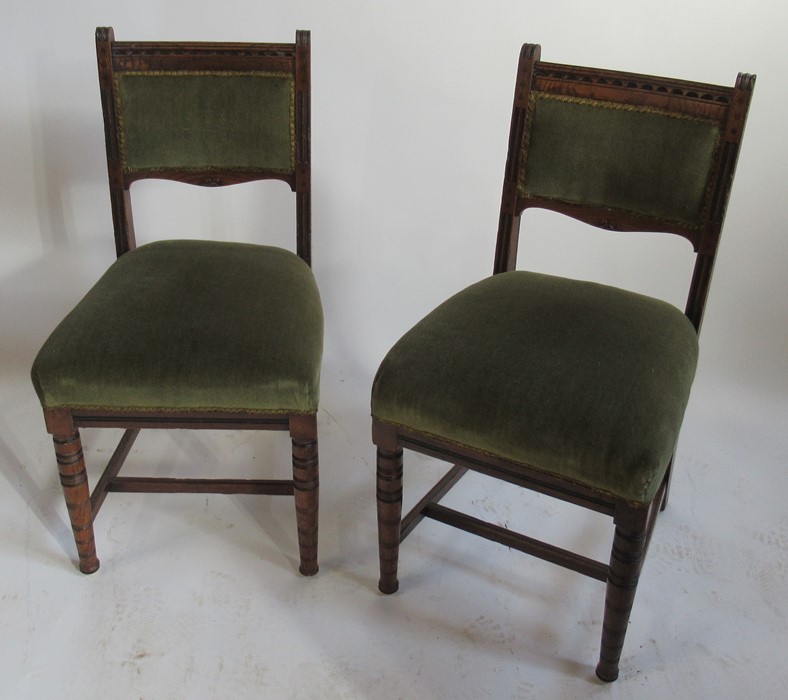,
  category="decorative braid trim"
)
[373,418,650,505]
[48,404,316,416]
[528,92,721,123]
